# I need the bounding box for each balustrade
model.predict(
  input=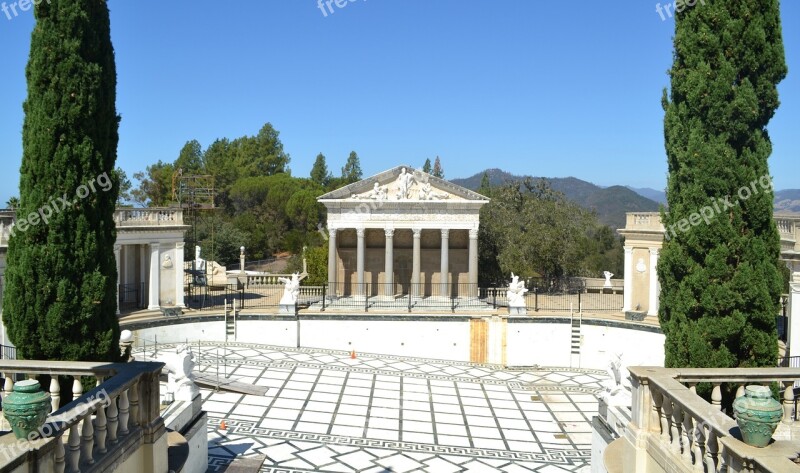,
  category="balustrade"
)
[624,367,800,473]
[0,360,164,472]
